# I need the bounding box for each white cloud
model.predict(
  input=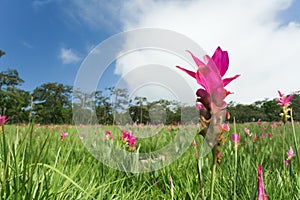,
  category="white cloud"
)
[115,0,300,104]
[64,0,122,32]
[32,0,52,9]
[59,48,81,64]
